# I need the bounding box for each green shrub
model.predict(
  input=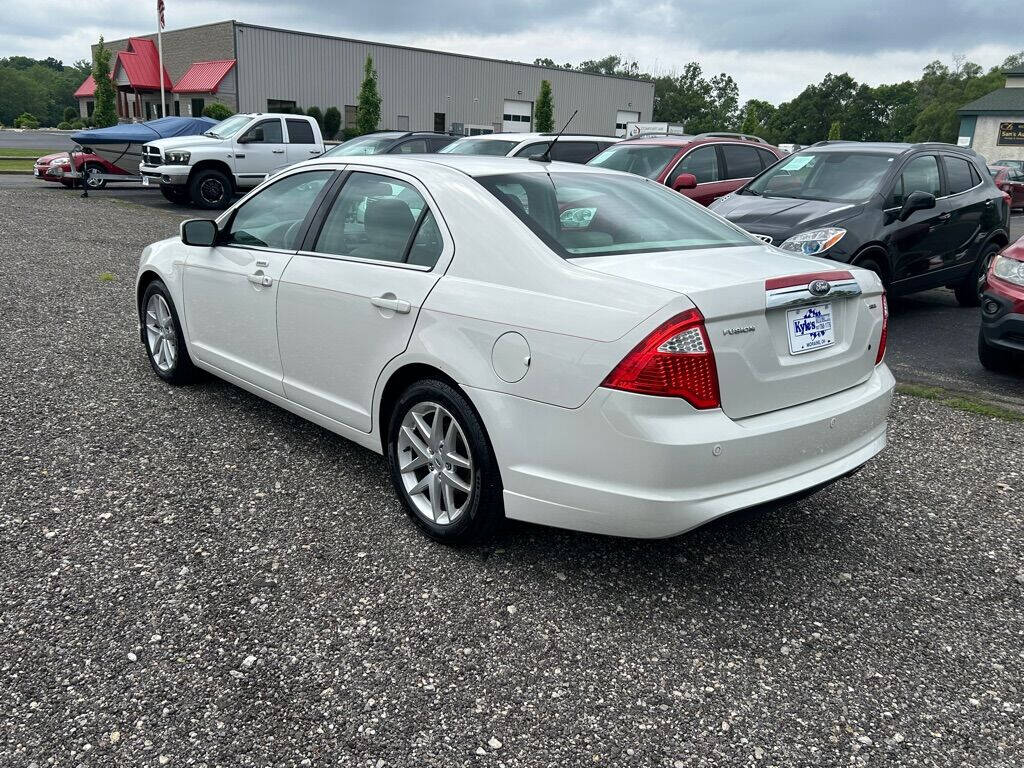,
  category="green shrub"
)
[69,119,85,130]
[14,112,40,129]
[202,103,234,121]
[306,106,324,130]
[56,121,71,130]
[324,106,341,140]
[63,107,78,123]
